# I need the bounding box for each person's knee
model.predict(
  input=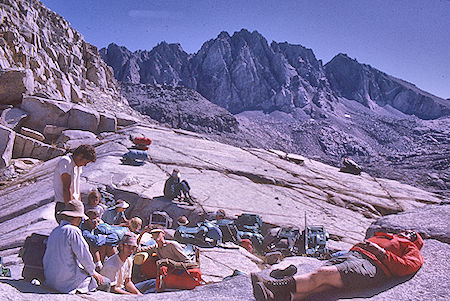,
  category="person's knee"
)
[310,266,343,288]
